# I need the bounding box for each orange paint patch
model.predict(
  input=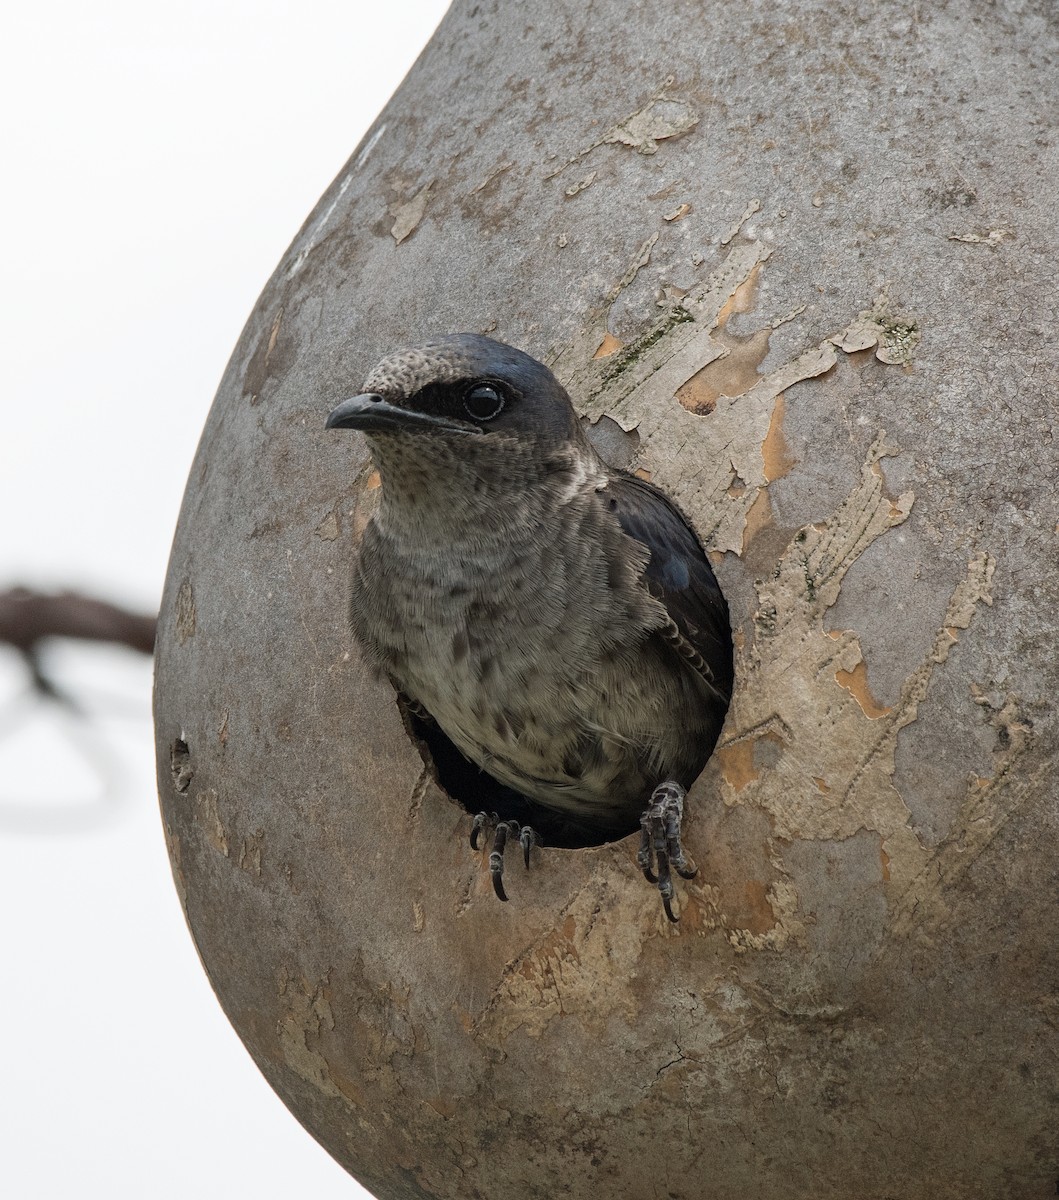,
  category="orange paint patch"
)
[675,325,772,414]
[674,365,719,415]
[762,394,796,482]
[716,730,783,792]
[716,262,762,327]
[670,891,704,932]
[741,488,773,555]
[365,470,381,490]
[742,879,777,935]
[633,467,653,482]
[715,741,760,792]
[813,776,830,794]
[834,660,892,719]
[593,332,623,358]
